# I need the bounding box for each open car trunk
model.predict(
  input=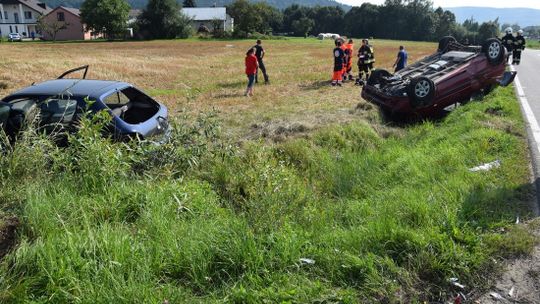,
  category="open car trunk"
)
[105,87,160,124]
